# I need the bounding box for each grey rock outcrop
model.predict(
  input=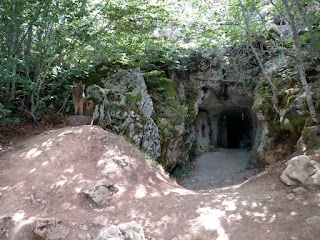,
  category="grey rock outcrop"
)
[86,68,160,160]
[83,180,118,205]
[95,221,145,240]
[33,218,69,240]
[280,155,320,186]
